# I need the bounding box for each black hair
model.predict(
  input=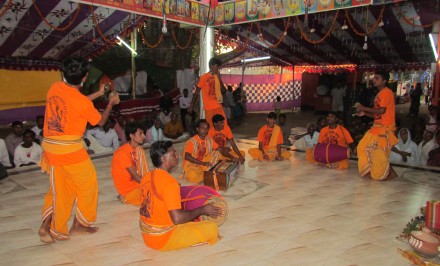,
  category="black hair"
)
[125,122,145,141]
[374,70,390,84]
[36,115,44,120]
[276,96,281,101]
[278,113,286,119]
[61,57,89,86]
[209,57,221,67]
[196,119,209,128]
[23,129,35,138]
[212,114,225,124]
[328,111,339,119]
[267,112,277,119]
[150,141,173,167]
[11,121,23,127]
